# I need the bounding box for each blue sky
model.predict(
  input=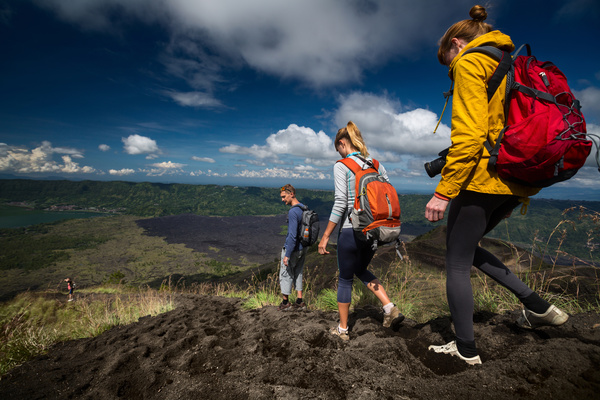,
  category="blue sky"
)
[1,0,599,200]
